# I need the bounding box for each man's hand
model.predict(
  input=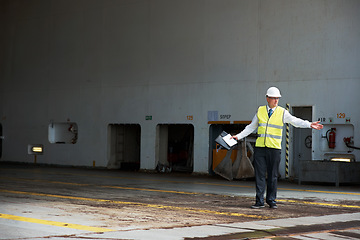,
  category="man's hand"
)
[231,136,238,140]
[310,121,323,130]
